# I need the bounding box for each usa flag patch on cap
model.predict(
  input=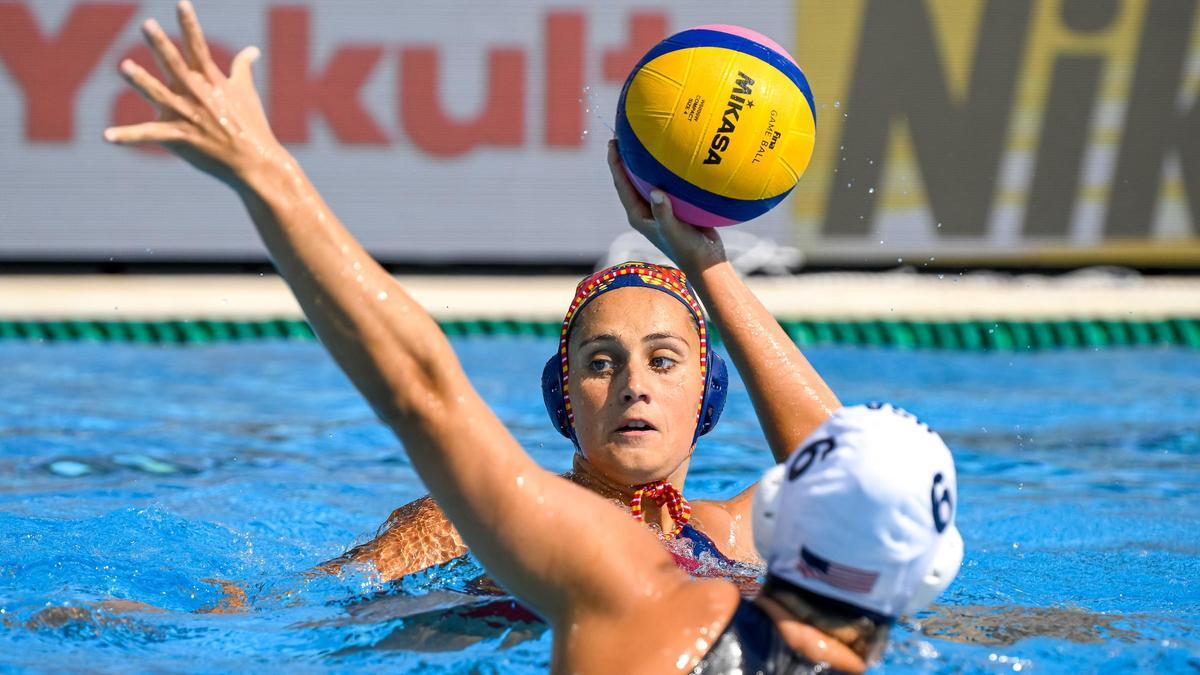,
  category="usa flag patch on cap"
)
[797,546,880,594]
